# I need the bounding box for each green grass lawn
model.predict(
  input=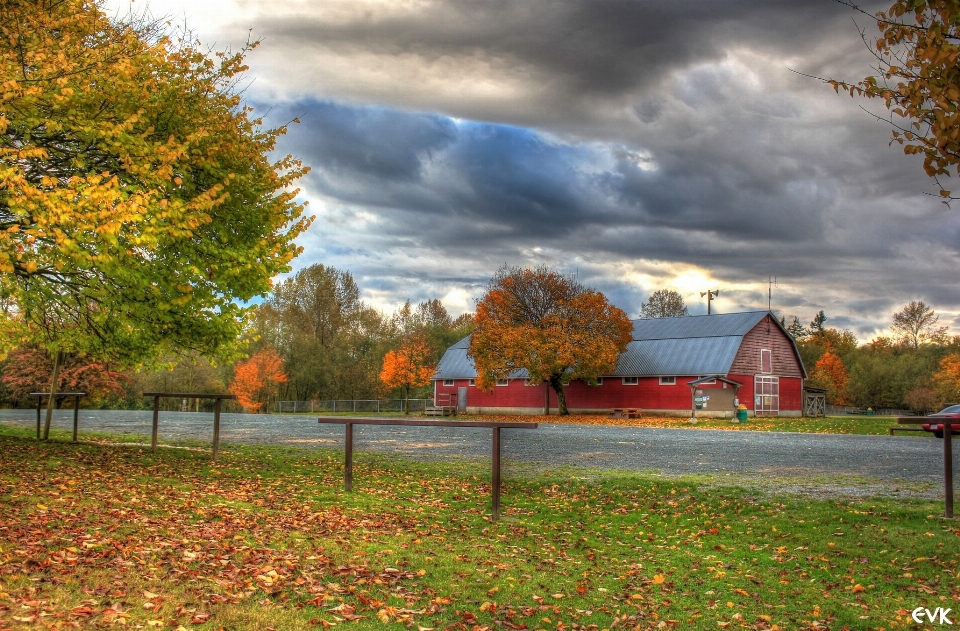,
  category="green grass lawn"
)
[763,416,912,436]
[0,425,956,630]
